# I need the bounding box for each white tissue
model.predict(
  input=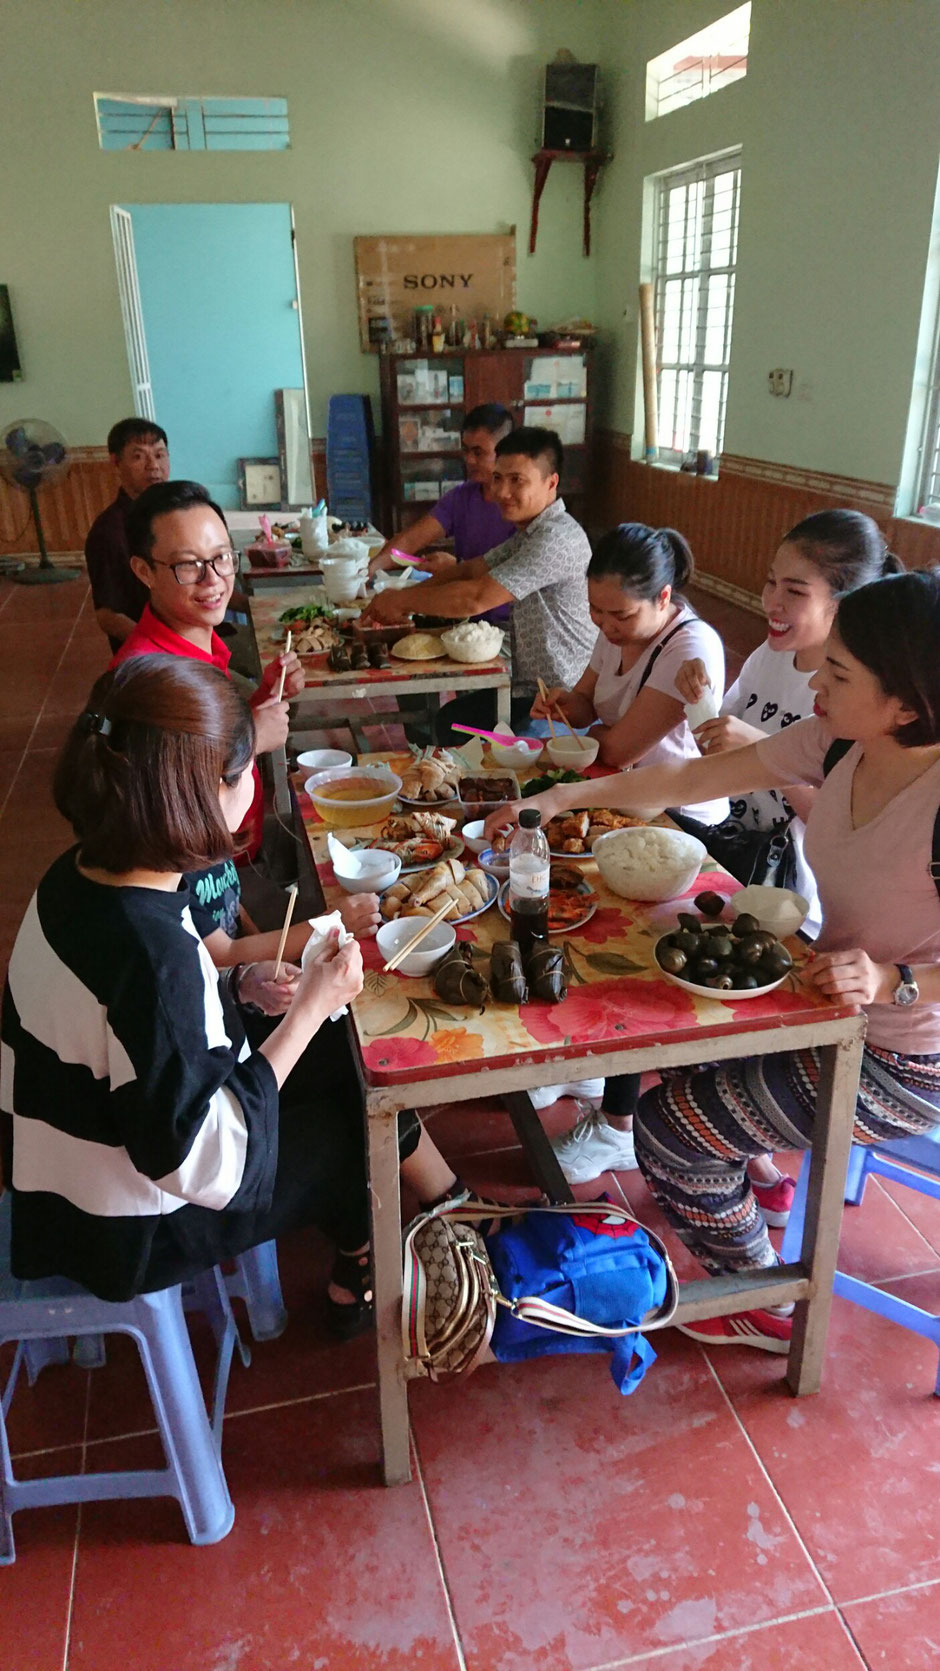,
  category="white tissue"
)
[685,689,720,738]
[327,832,364,879]
[301,910,353,1020]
